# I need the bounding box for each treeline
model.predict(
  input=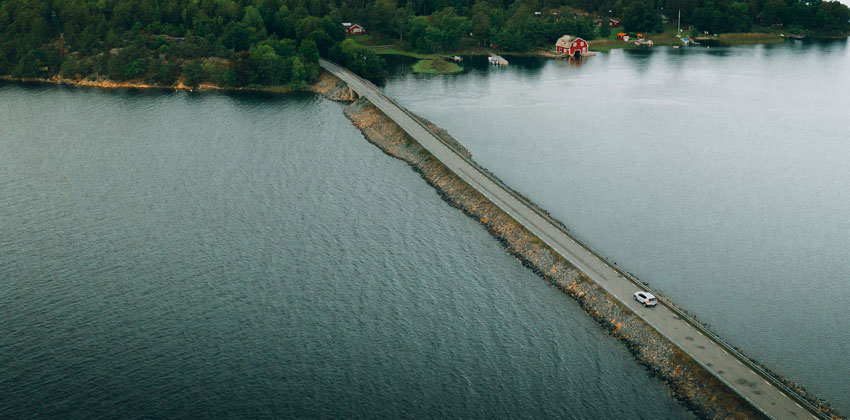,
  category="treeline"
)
[1,0,849,86]
[0,0,387,86]
[347,0,848,43]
